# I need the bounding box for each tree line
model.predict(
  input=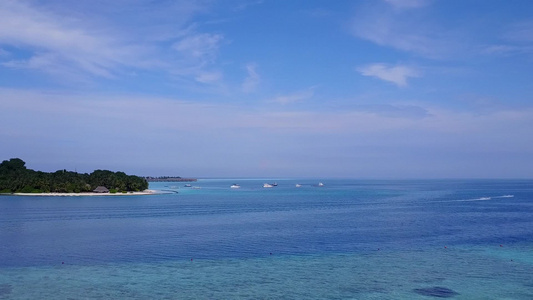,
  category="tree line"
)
[0,158,148,193]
